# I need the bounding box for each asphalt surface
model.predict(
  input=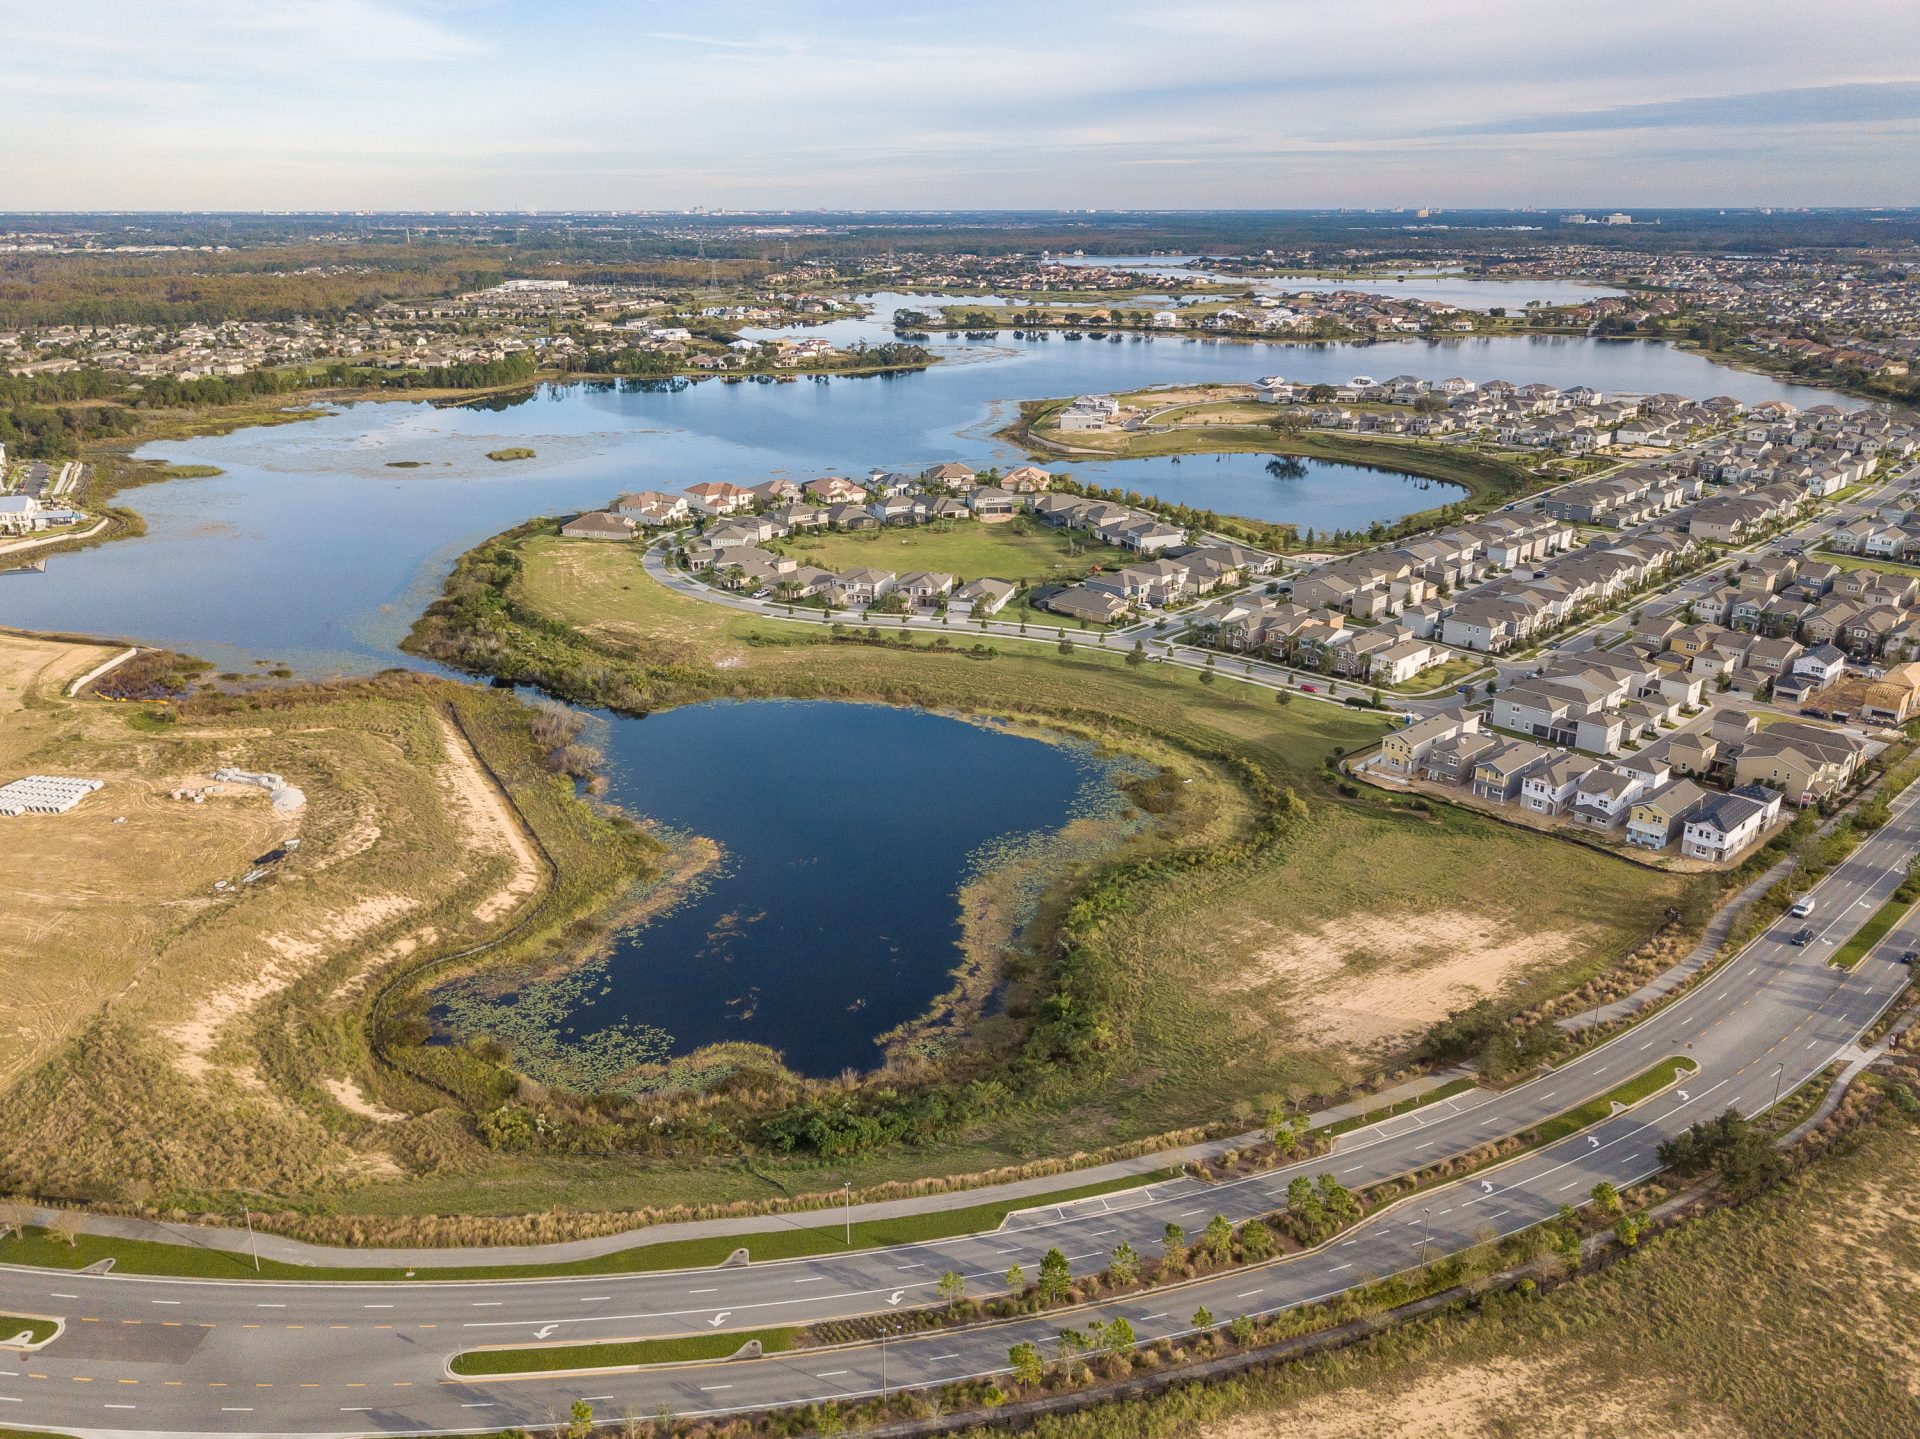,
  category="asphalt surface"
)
[5,777,1916,1437]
